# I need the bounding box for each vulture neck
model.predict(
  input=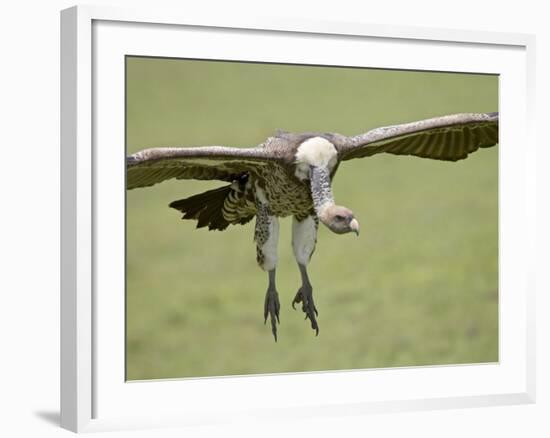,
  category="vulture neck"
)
[310,166,335,223]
